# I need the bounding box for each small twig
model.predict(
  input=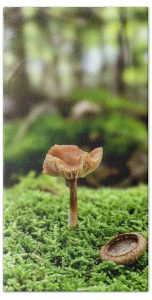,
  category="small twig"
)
[31,253,48,264]
[32,242,48,263]
[19,243,48,264]
[33,242,41,254]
